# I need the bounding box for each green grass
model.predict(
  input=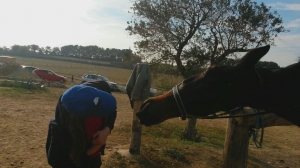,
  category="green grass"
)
[162,148,185,160]
[0,80,49,96]
[143,123,183,139]
[107,121,225,167]
[132,122,226,167]
[142,122,225,147]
